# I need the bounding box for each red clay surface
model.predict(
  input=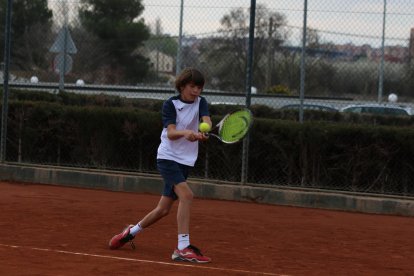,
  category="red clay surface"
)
[0,181,413,276]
